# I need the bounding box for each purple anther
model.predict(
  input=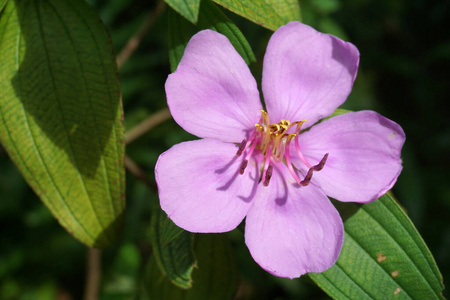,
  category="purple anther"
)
[300,153,329,186]
[263,165,273,187]
[236,139,247,156]
[239,160,248,175]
